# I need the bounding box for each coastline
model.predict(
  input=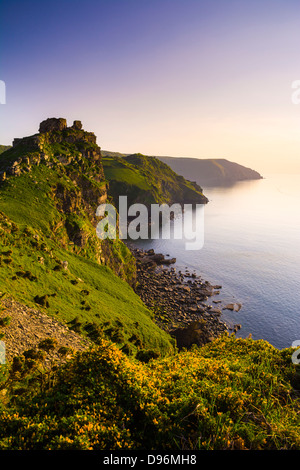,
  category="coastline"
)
[128,244,242,349]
